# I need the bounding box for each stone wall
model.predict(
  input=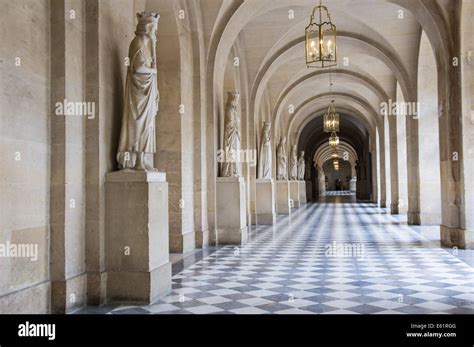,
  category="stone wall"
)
[0,0,141,313]
[460,0,474,246]
[49,0,87,314]
[323,162,352,191]
[0,0,51,313]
